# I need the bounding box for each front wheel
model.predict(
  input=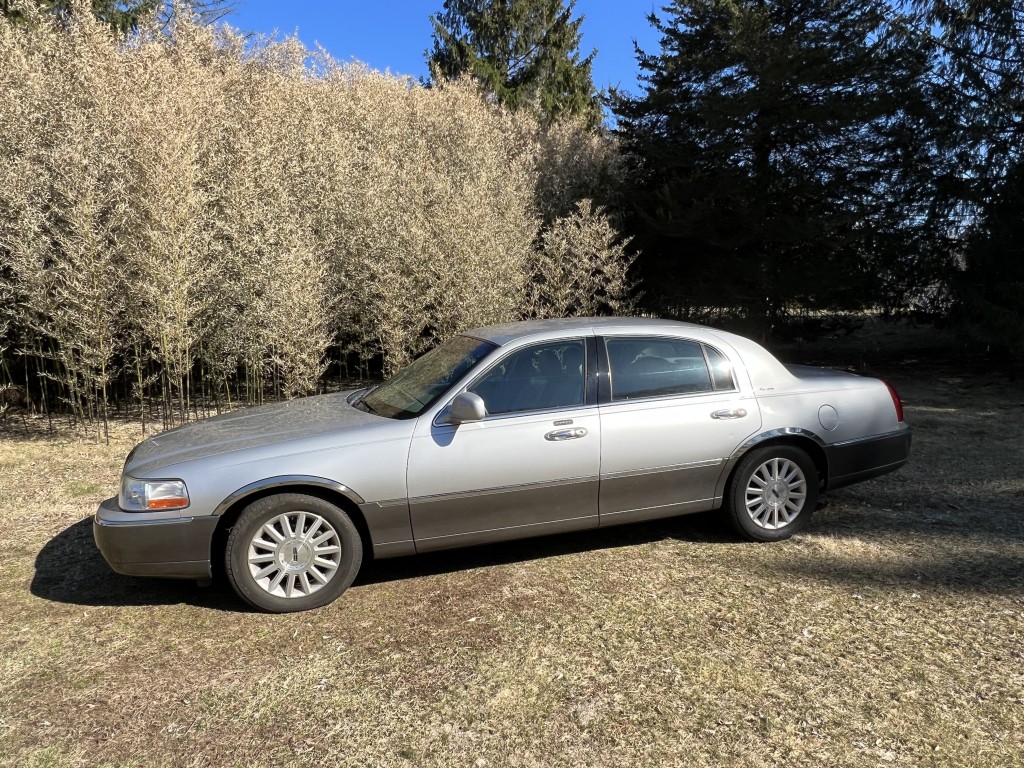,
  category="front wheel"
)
[726,445,819,542]
[225,493,362,613]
